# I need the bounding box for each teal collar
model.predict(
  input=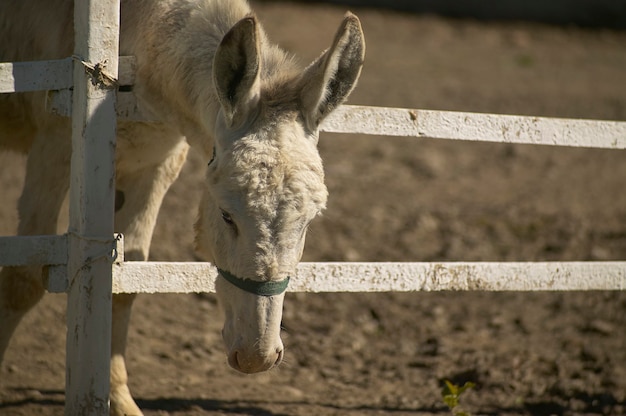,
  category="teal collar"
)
[218,268,290,296]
